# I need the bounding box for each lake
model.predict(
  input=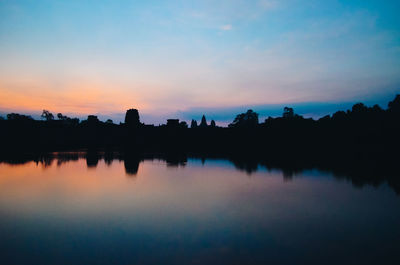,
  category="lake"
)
[0,153,399,265]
